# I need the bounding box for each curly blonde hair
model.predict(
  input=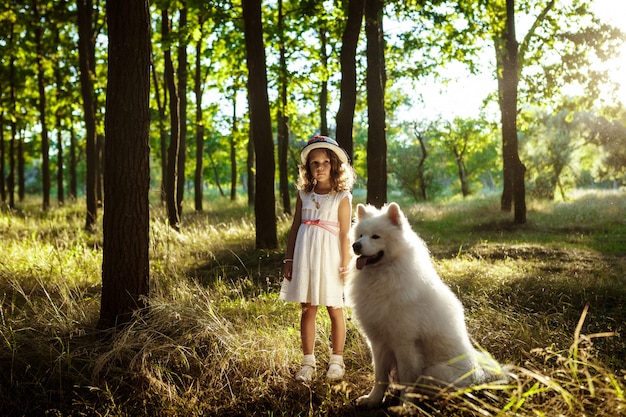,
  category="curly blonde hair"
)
[296,148,356,193]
